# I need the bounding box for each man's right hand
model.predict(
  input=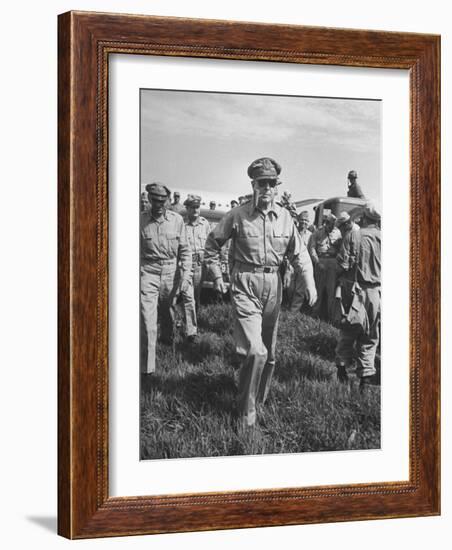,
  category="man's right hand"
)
[214,277,228,294]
